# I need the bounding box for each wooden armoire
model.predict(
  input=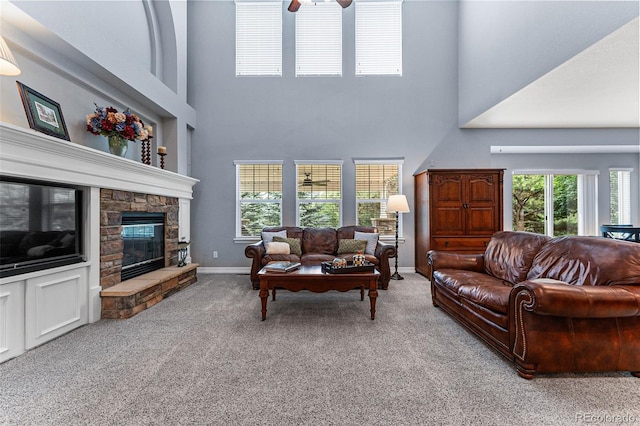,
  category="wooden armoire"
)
[414,169,504,277]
